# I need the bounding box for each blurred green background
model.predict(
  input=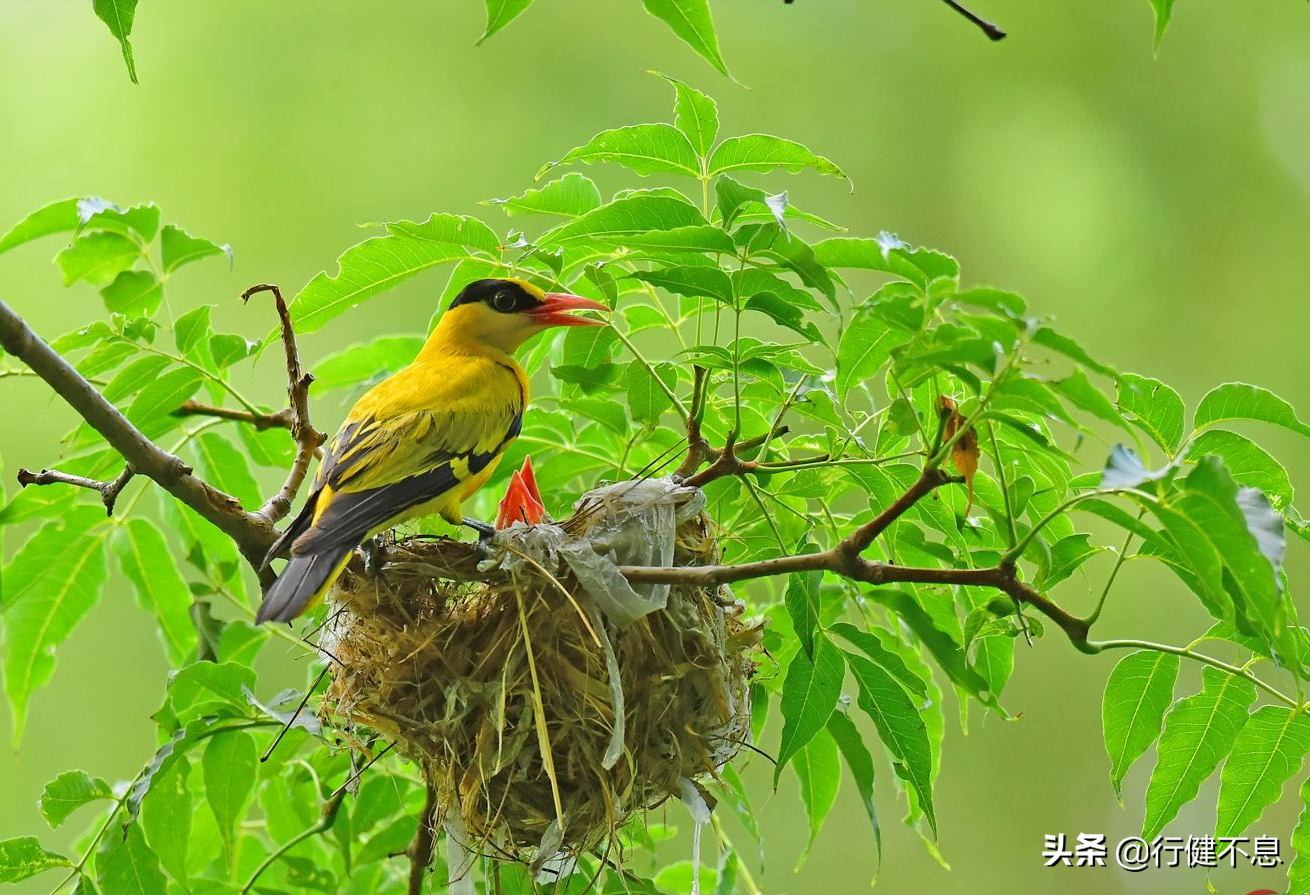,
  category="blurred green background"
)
[2,1,1310,893]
